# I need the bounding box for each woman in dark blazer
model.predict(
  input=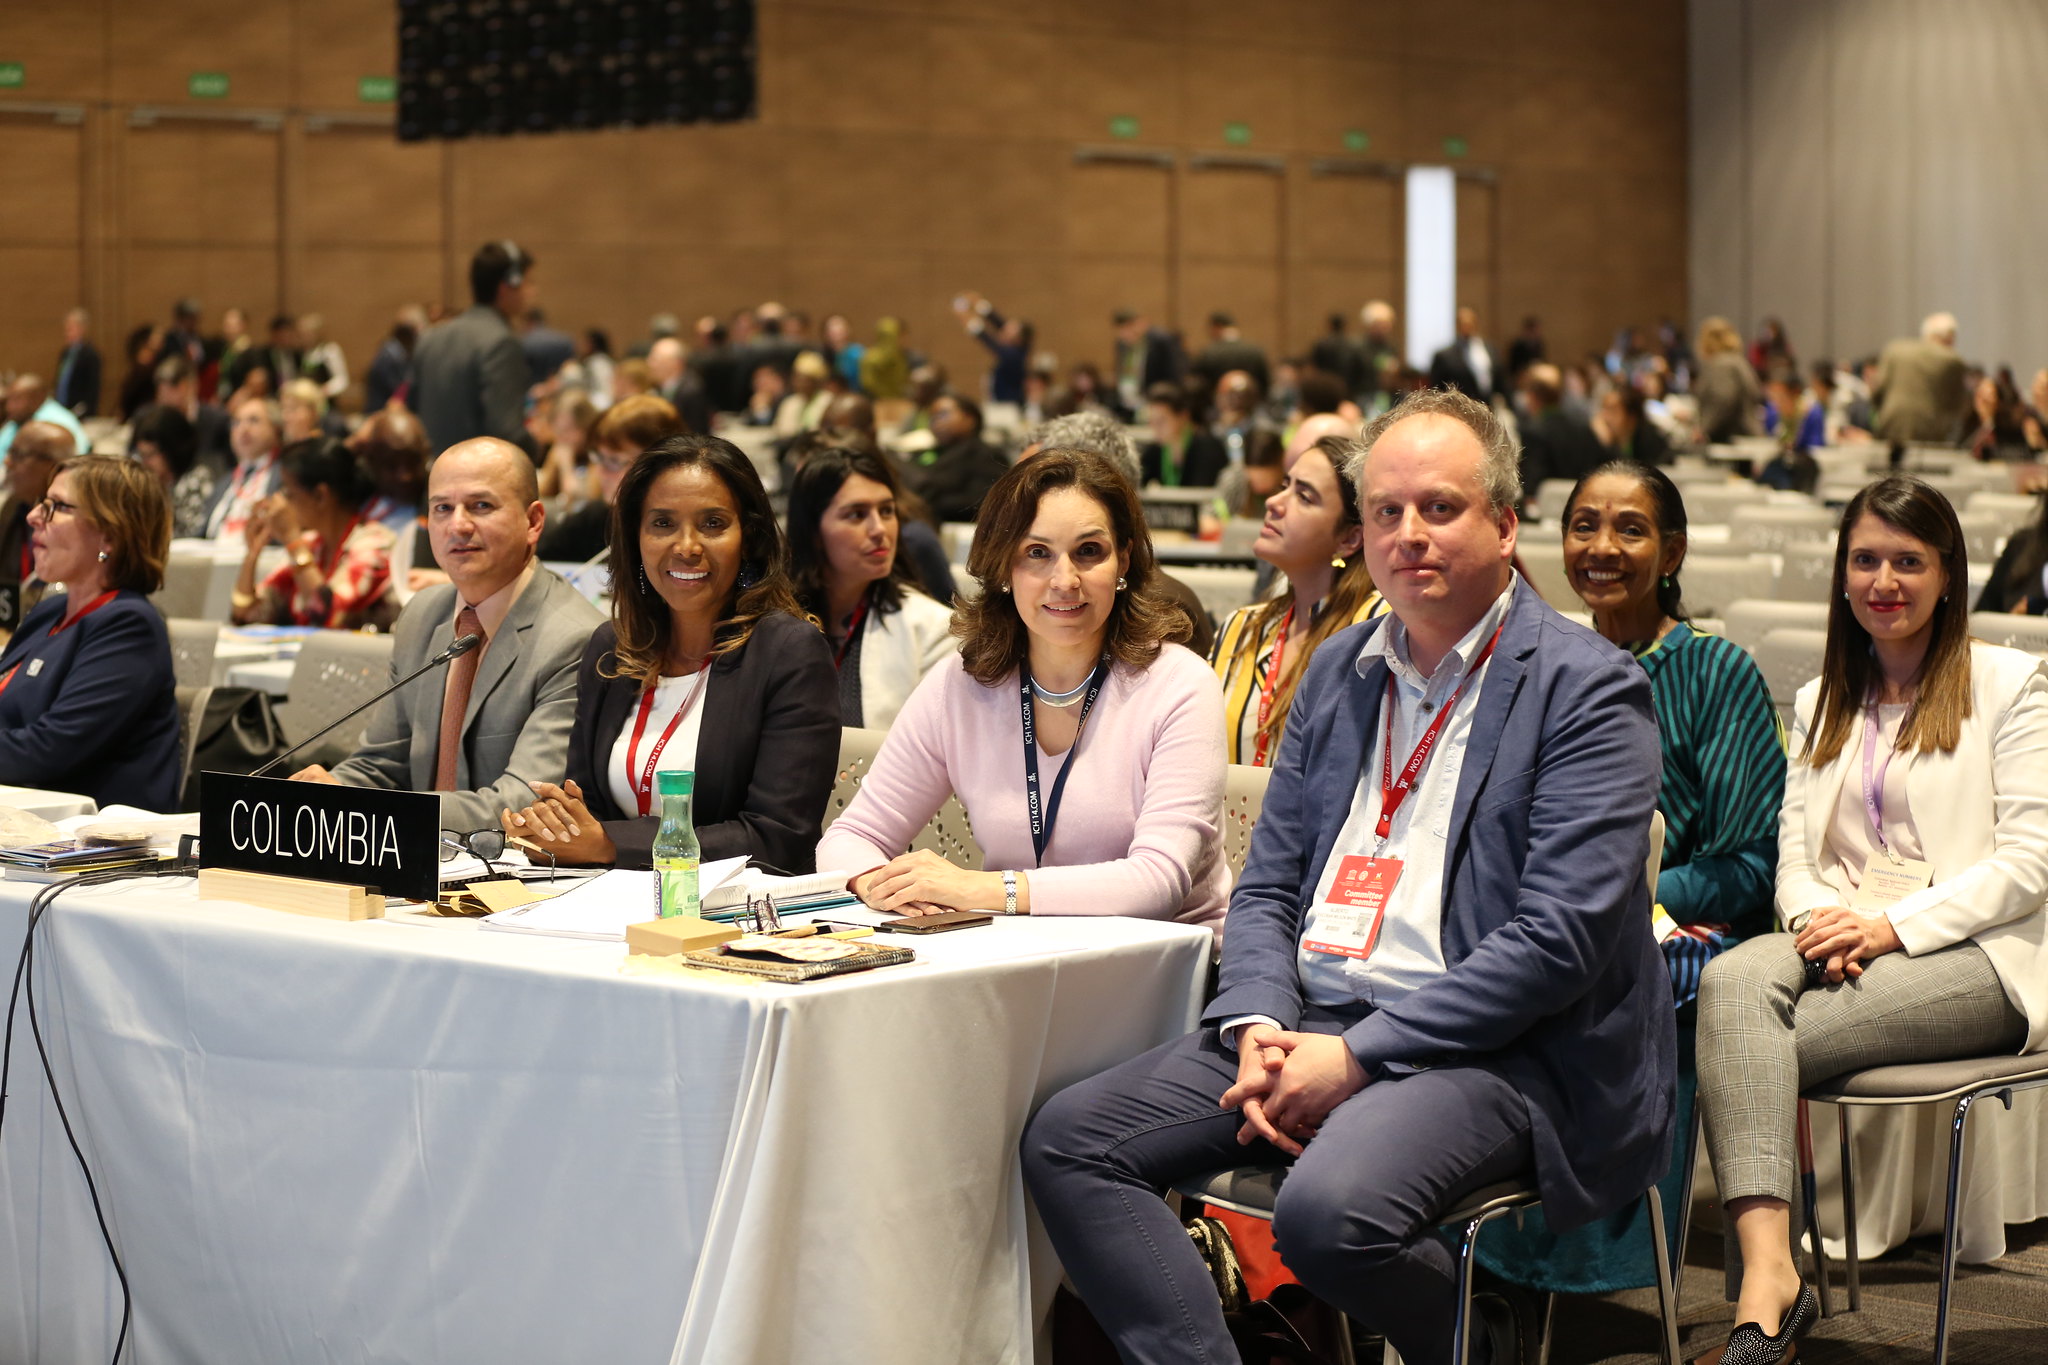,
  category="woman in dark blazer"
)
[0,455,181,811]
[503,434,838,872]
